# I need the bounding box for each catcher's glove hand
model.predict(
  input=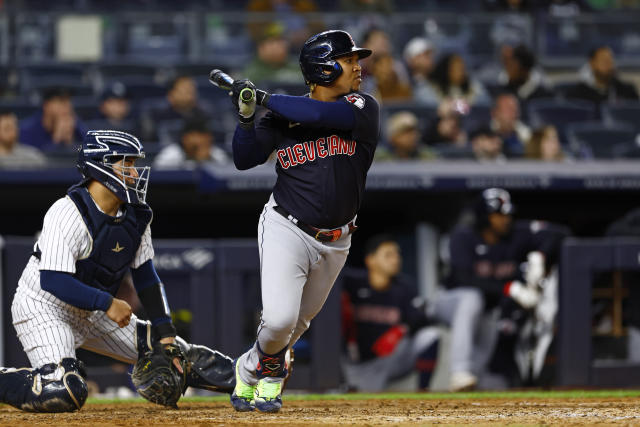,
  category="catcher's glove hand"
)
[132,342,188,408]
